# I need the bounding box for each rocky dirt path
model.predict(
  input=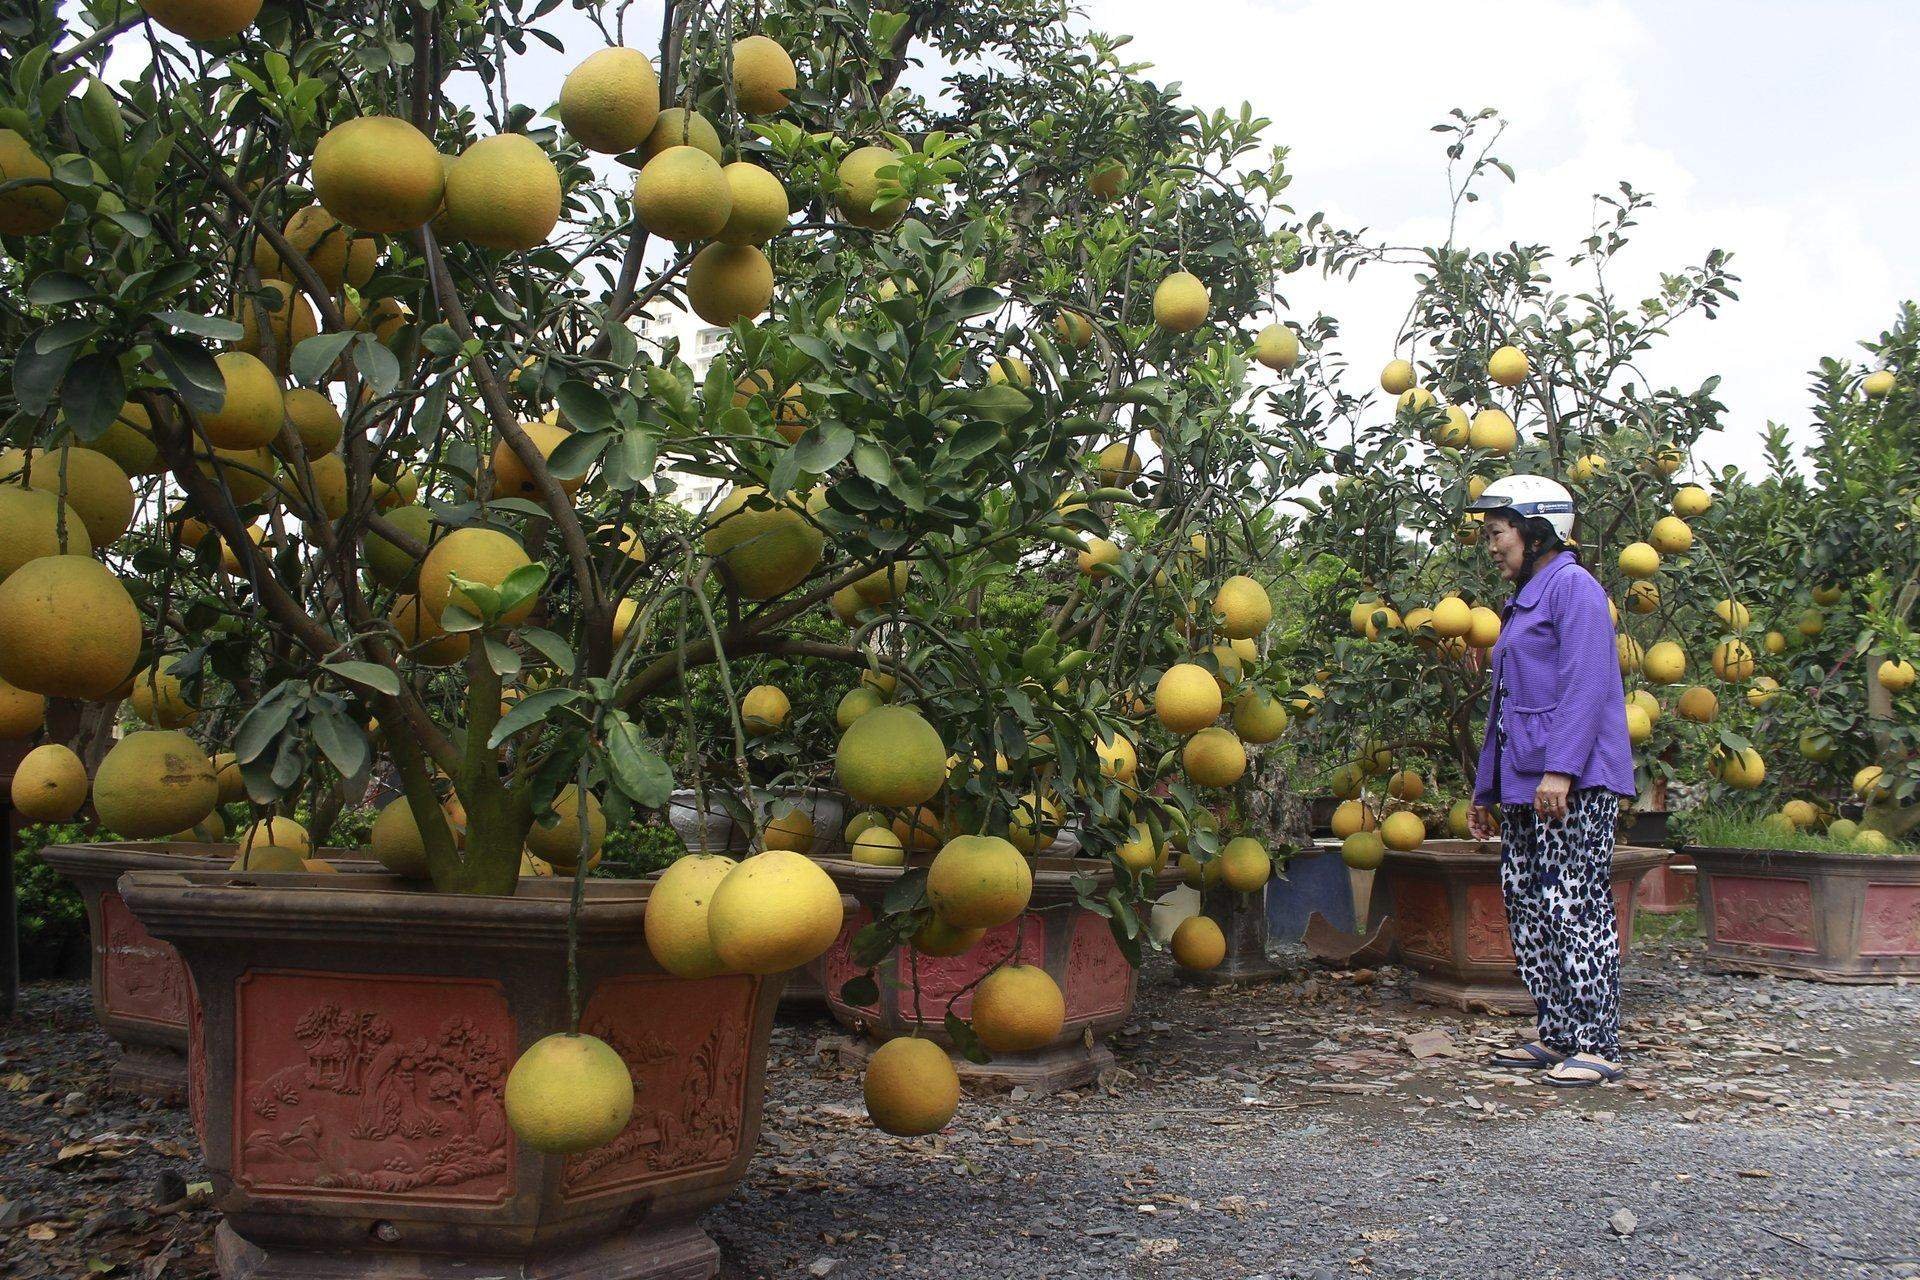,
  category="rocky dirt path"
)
[4,925,1918,1279]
